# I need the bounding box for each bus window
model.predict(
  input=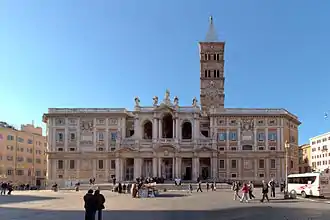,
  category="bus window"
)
[288,176,316,184]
